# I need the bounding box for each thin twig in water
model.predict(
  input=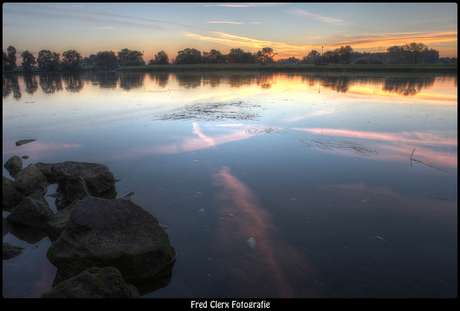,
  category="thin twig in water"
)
[410,148,448,173]
[410,148,416,167]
